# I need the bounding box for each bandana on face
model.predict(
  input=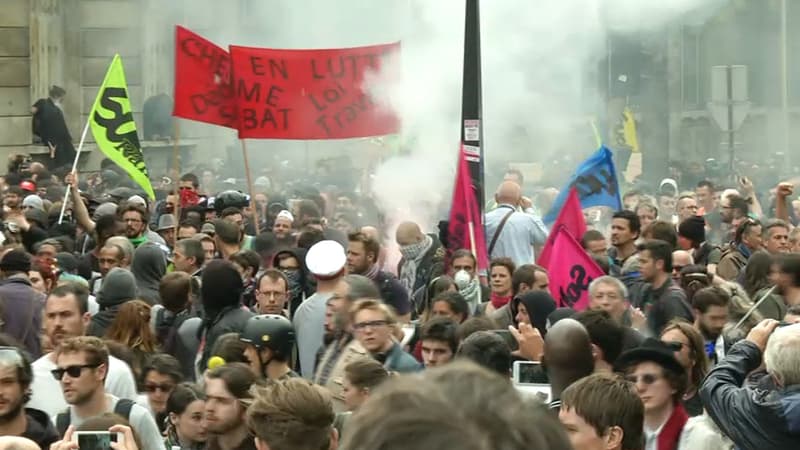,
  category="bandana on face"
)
[398,235,433,292]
